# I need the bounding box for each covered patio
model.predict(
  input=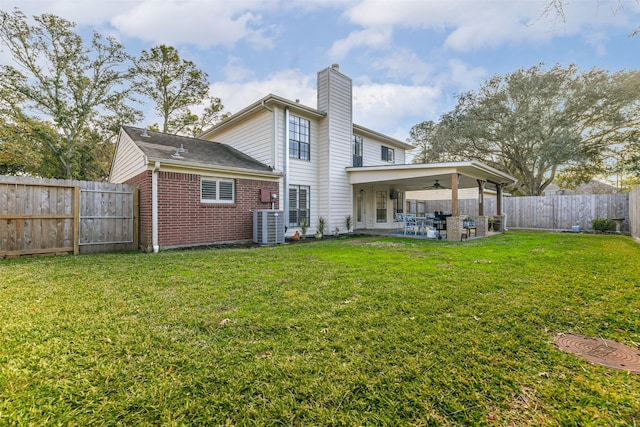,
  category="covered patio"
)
[346,161,517,241]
